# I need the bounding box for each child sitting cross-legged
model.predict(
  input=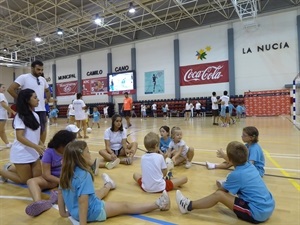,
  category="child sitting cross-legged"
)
[133,132,187,193]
